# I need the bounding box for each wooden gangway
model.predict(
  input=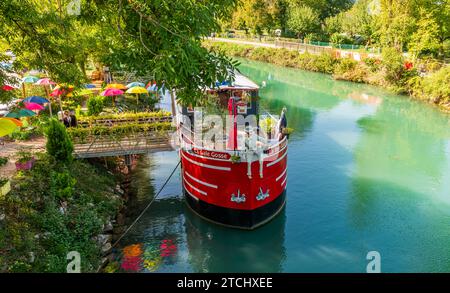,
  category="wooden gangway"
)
[71,113,175,159]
